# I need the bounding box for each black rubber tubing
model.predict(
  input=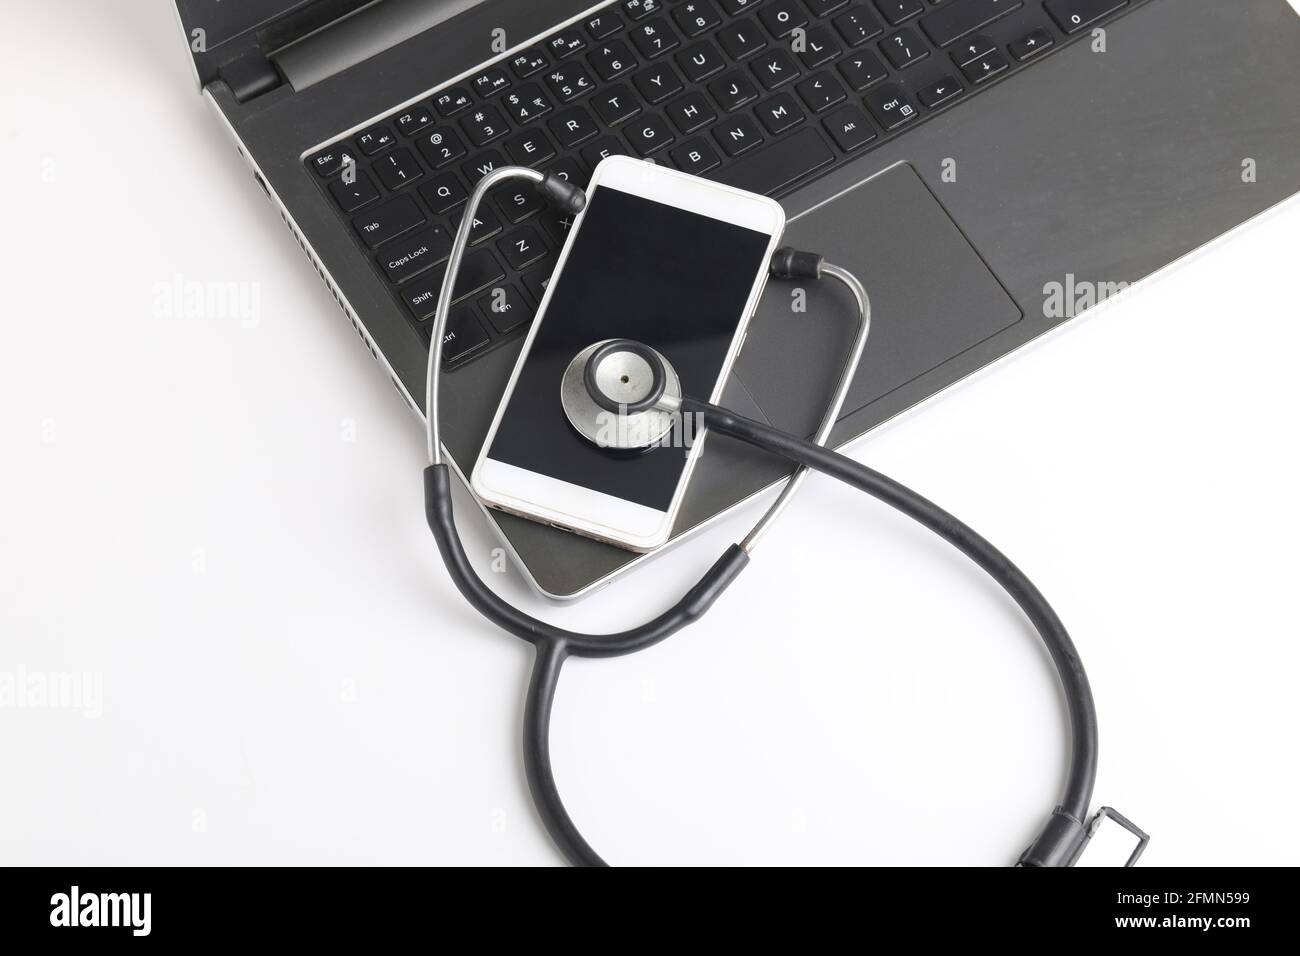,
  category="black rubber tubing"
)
[424,399,1098,867]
